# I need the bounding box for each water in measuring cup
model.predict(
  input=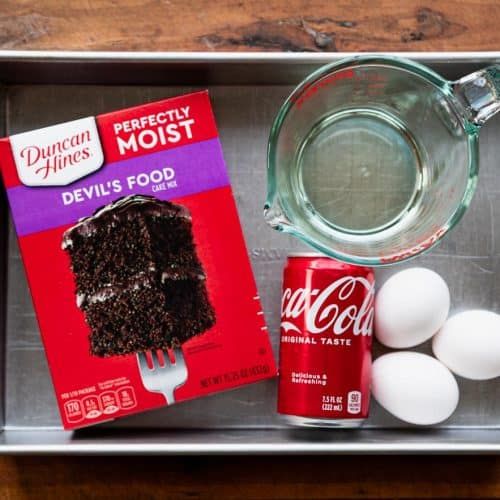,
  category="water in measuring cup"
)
[297,108,425,233]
